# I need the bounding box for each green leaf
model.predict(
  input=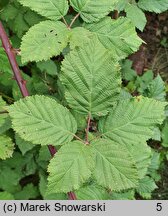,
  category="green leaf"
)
[14,184,39,200]
[60,38,121,116]
[99,97,166,146]
[18,0,69,20]
[47,141,94,193]
[136,176,157,199]
[69,27,93,49]
[146,75,166,102]
[138,0,168,13]
[15,133,35,155]
[121,59,137,81]
[0,135,14,160]
[125,4,147,31]
[76,184,109,200]
[99,97,166,178]
[39,172,67,200]
[21,21,69,63]
[161,123,168,147]
[85,17,143,60]
[0,191,14,200]
[111,190,135,200]
[91,139,138,191]
[0,48,12,74]
[36,60,58,76]
[70,0,116,23]
[8,95,77,146]
[0,117,11,135]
